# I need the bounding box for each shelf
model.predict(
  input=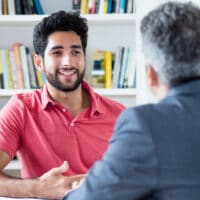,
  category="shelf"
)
[0,88,136,97]
[94,88,136,96]
[0,13,135,26]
